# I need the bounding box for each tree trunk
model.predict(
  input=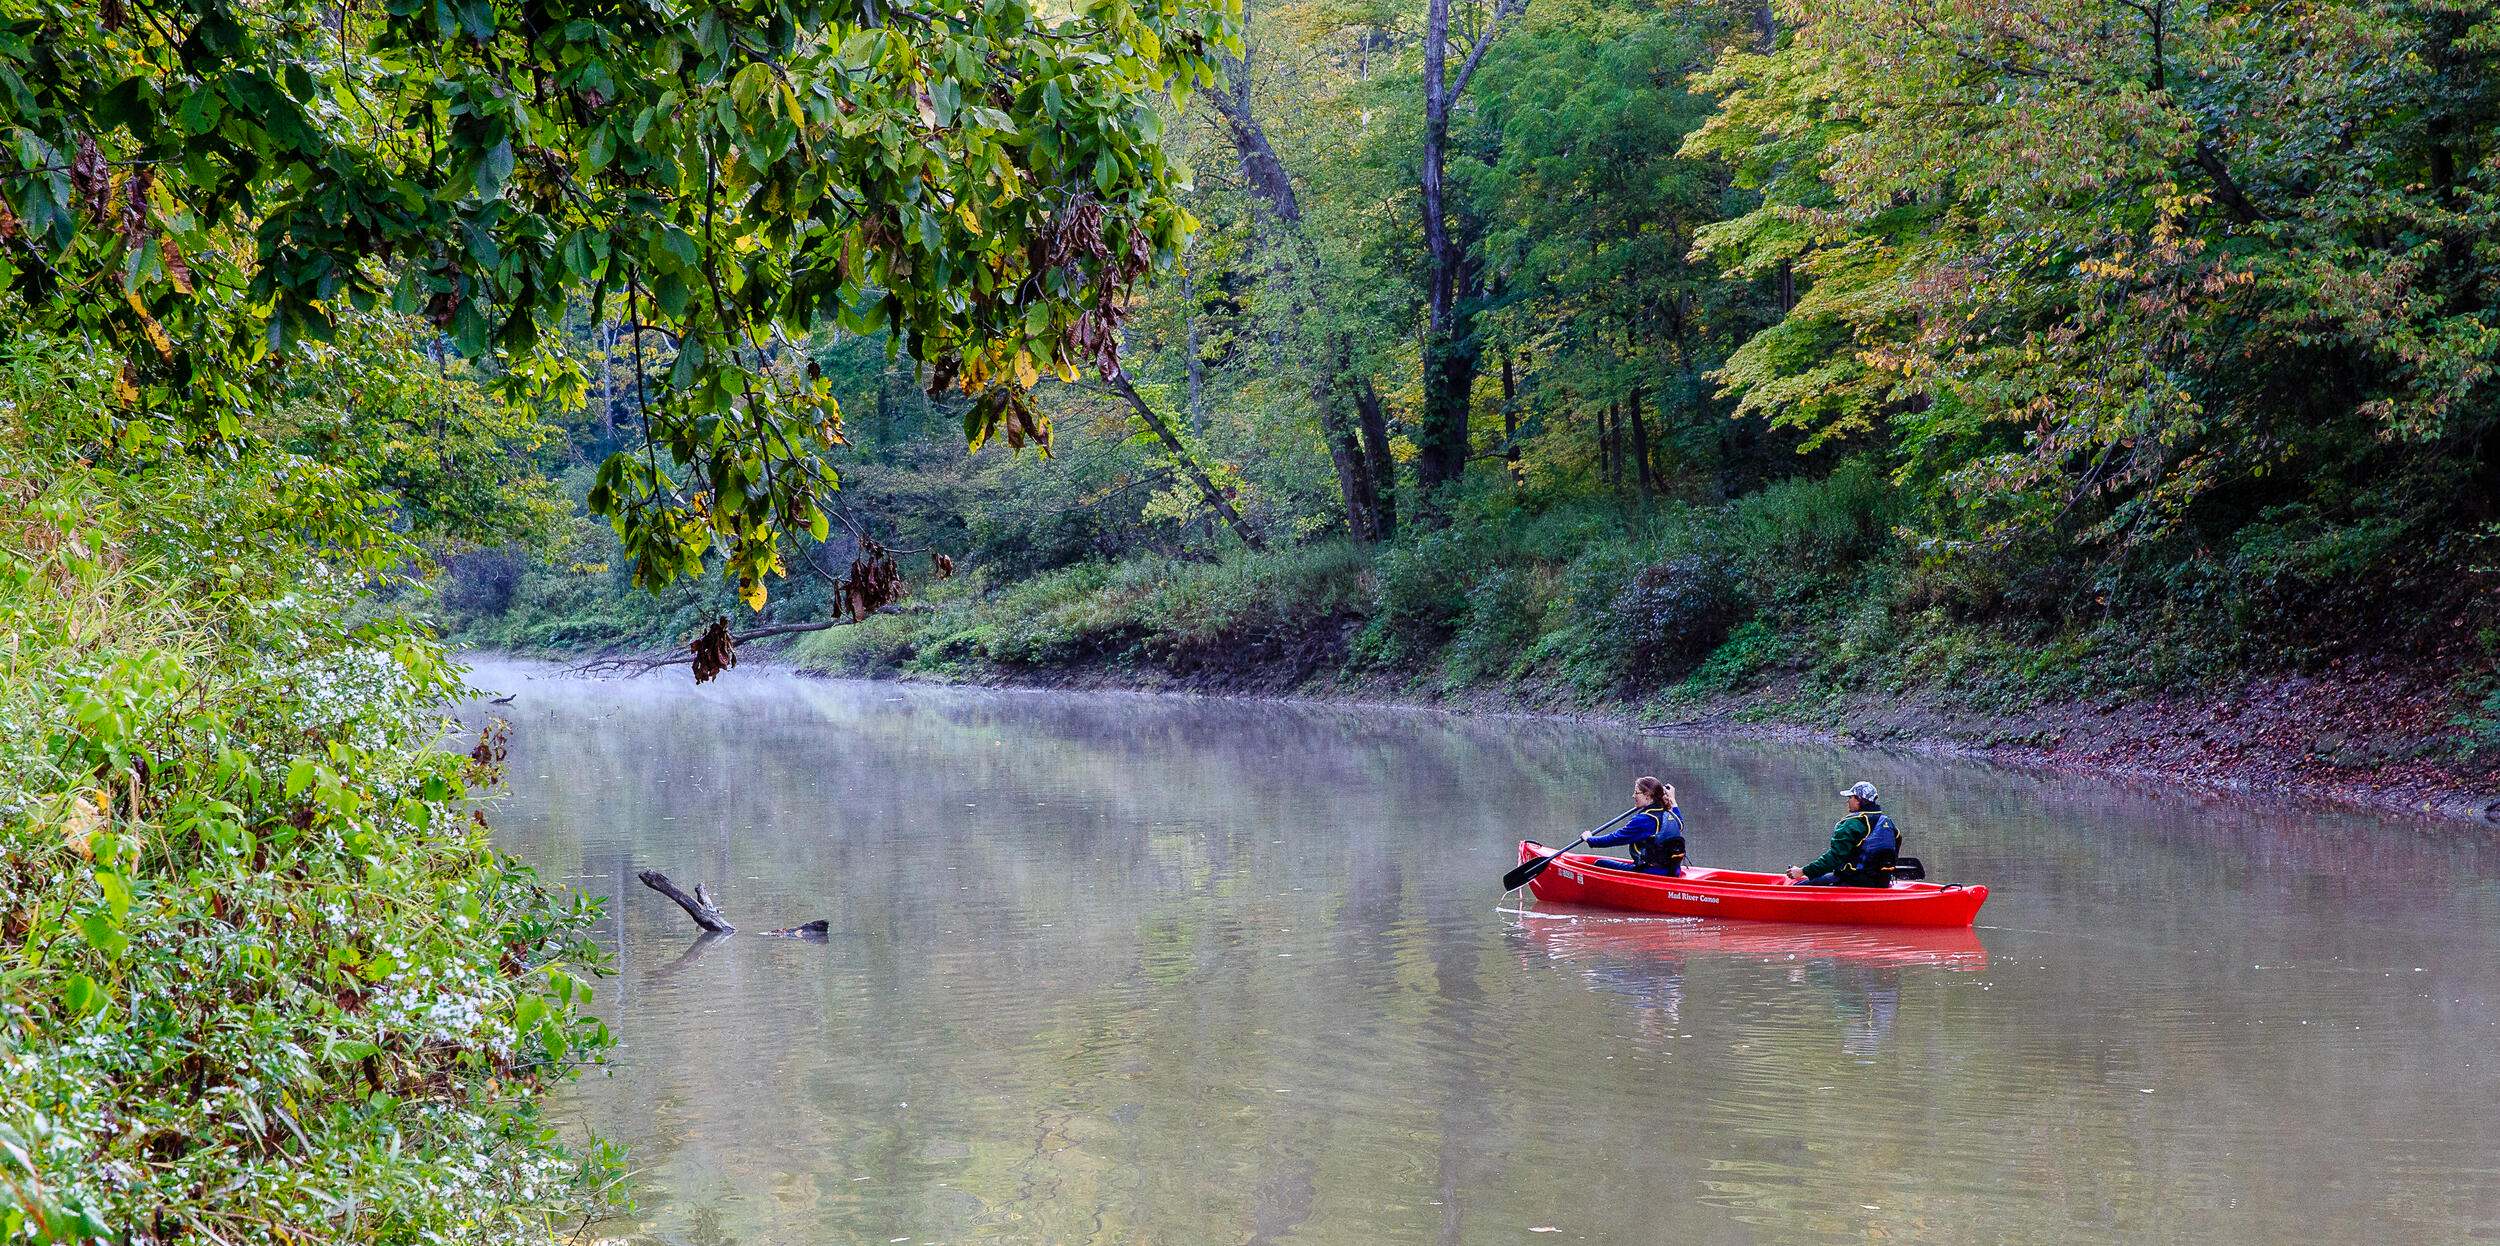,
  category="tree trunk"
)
[1417,331,1480,497]
[638,871,830,938]
[1599,402,1618,492]
[1499,349,1524,492]
[1413,0,1519,502]
[1317,388,1379,542]
[638,871,735,934]
[1108,370,1265,549]
[1627,382,1655,498]
[1352,376,1398,538]
[1183,271,1205,428]
[1211,27,1394,540]
[597,319,617,441]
